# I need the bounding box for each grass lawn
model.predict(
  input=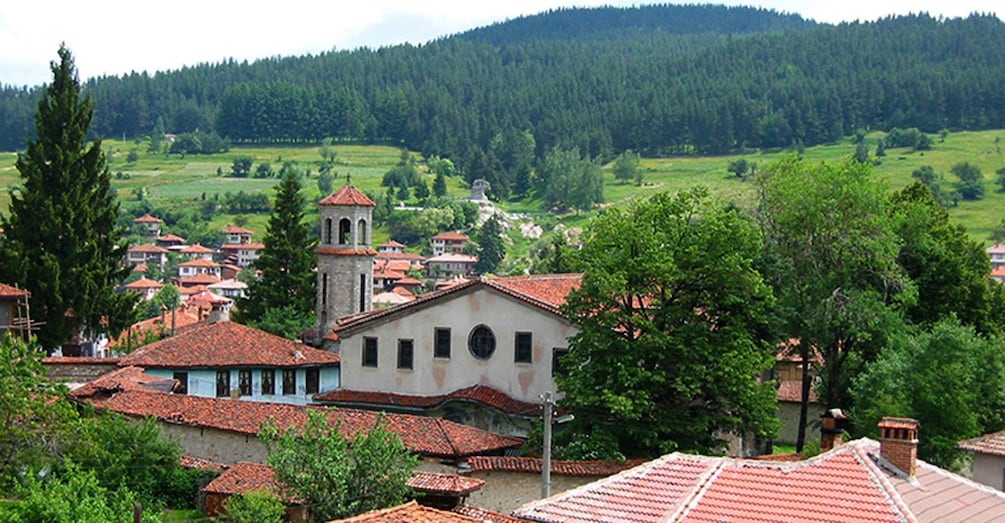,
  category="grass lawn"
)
[2,131,1003,243]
